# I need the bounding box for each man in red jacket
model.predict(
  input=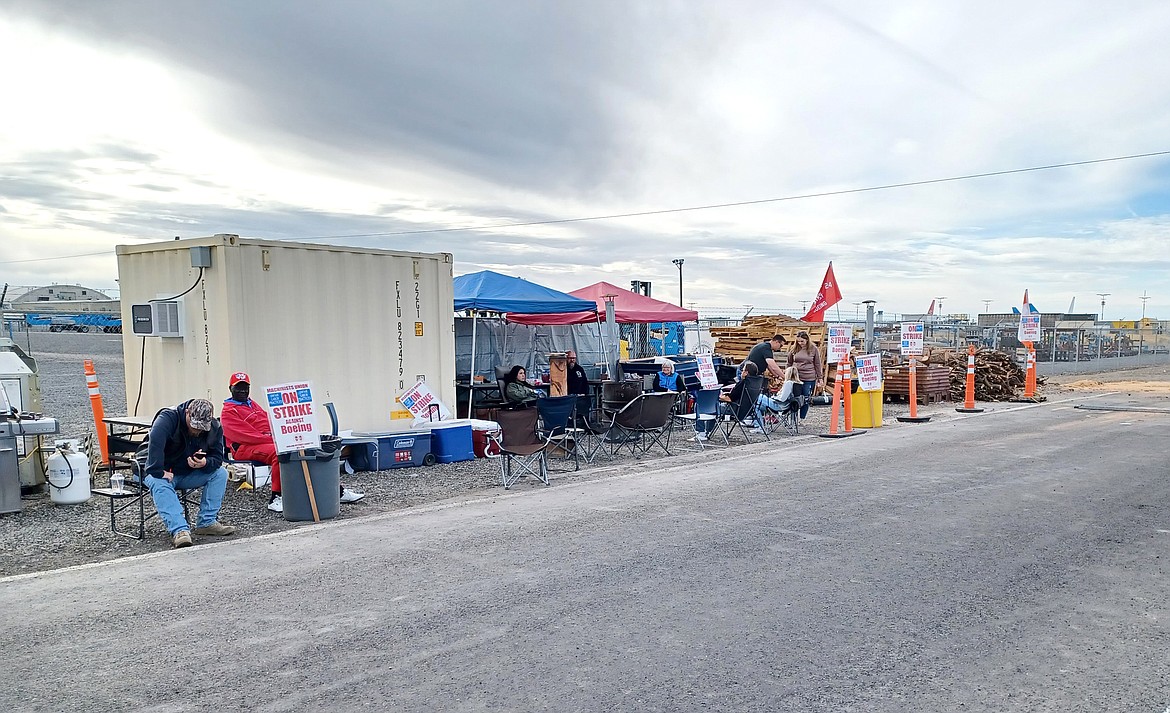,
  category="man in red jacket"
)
[221,371,363,514]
